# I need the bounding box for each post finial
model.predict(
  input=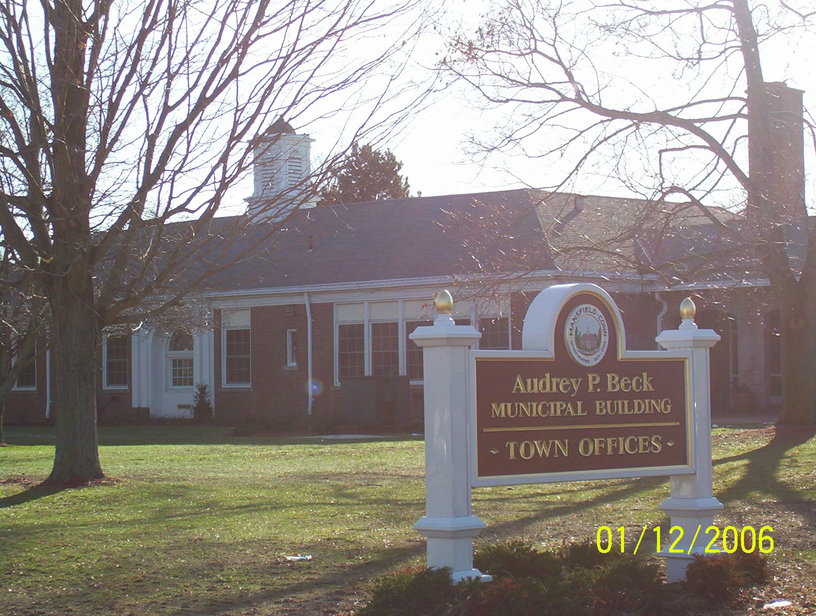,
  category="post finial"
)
[680,297,696,321]
[435,290,453,315]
